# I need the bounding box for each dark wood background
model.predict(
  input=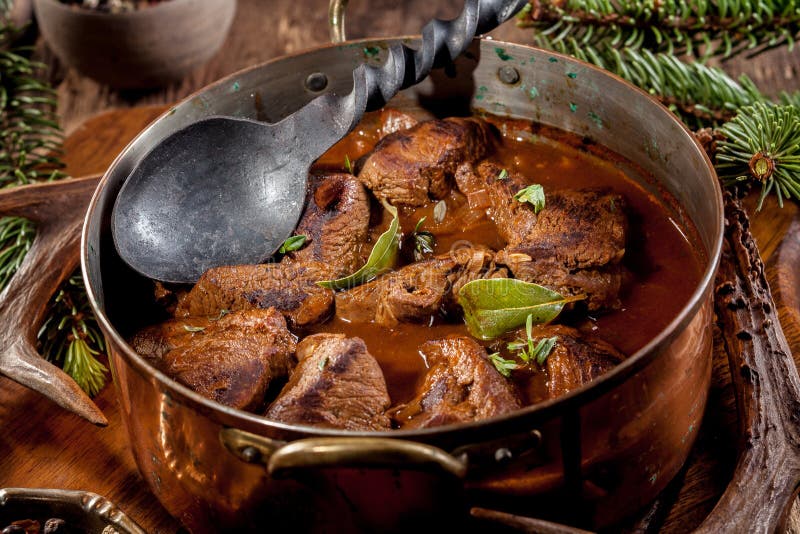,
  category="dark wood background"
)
[46,0,800,132]
[0,1,798,532]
